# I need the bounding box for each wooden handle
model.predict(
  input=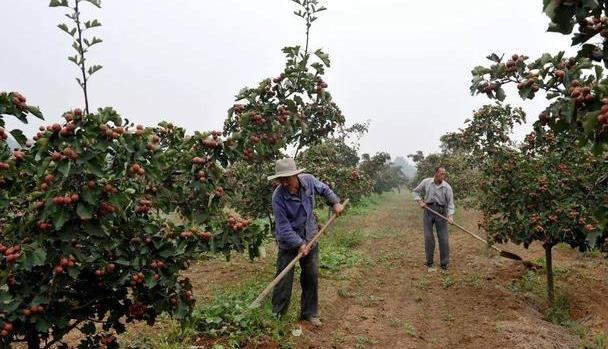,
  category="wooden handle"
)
[249,199,350,309]
[423,205,503,254]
